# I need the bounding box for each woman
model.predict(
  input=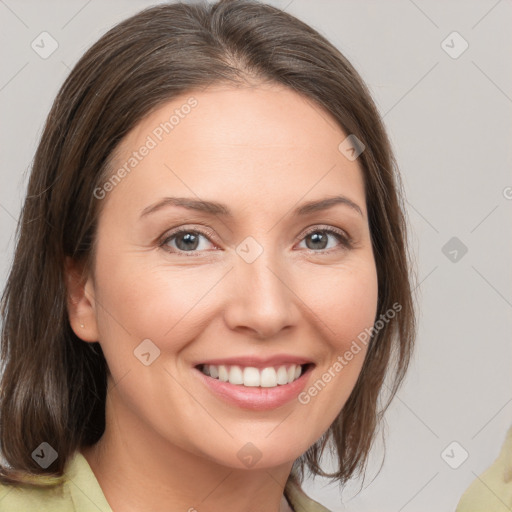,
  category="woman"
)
[0,1,415,510]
